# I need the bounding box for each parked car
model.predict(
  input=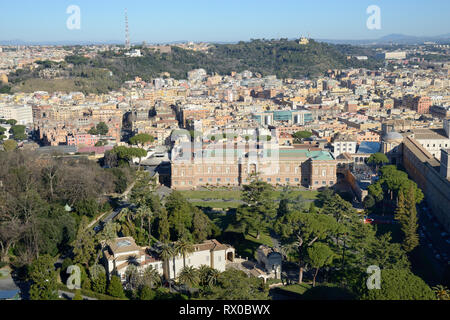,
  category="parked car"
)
[364,218,374,224]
